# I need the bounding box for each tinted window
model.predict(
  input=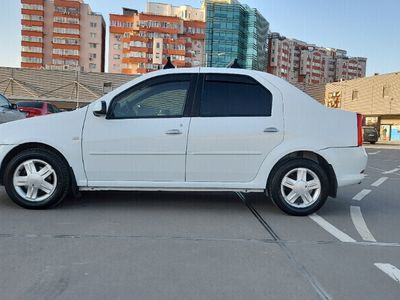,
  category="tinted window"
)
[363,127,377,134]
[17,101,44,109]
[110,79,190,119]
[48,104,55,113]
[200,75,272,117]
